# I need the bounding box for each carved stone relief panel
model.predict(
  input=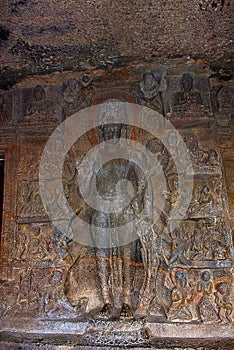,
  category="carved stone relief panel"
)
[0,90,12,125]
[0,90,15,138]
[182,128,222,174]
[62,77,89,118]
[210,80,234,231]
[32,121,232,323]
[212,84,234,148]
[1,222,73,319]
[0,68,233,347]
[165,267,233,323]
[136,71,166,114]
[187,176,228,218]
[16,85,62,134]
[17,180,45,218]
[164,73,214,128]
[166,218,233,267]
[16,137,48,221]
